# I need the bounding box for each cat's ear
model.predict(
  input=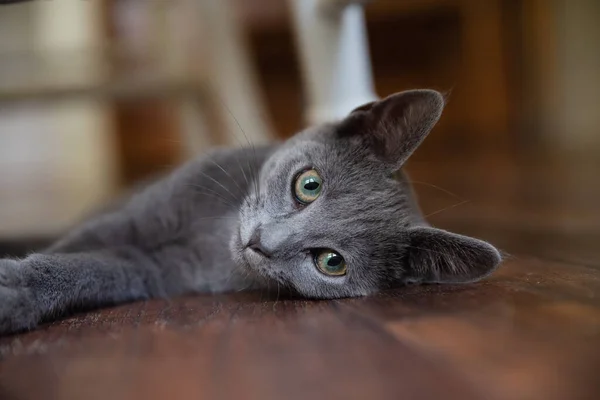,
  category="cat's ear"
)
[403,226,501,284]
[338,89,445,169]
